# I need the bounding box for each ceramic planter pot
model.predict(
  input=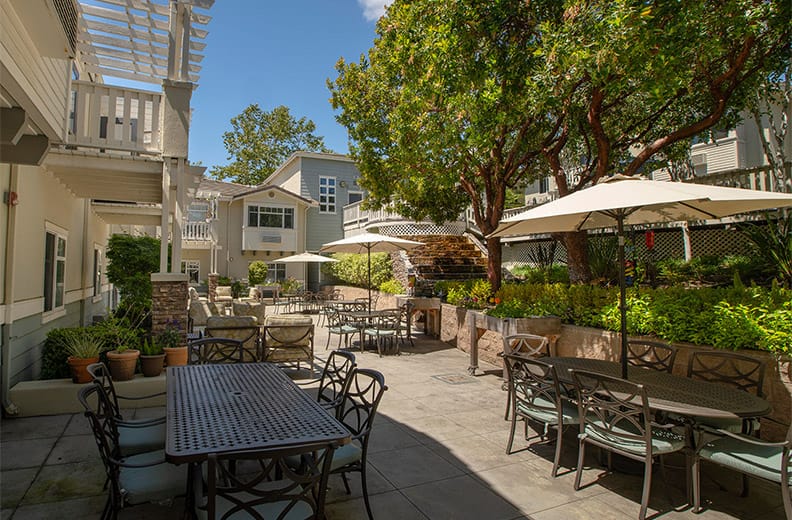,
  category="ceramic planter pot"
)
[67,356,99,384]
[140,354,165,377]
[164,346,188,367]
[106,349,140,381]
